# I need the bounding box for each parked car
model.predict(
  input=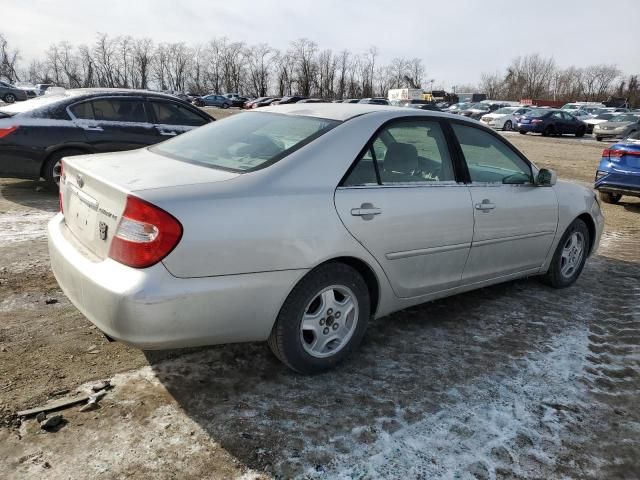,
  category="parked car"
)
[583,112,621,134]
[343,99,360,104]
[358,98,389,105]
[297,98,326,103]
[0,81,29,103]
[48,103,603,373]
[561,102,606,115]
[593,113,640,141]
[252,97,281,108]
[405,103,442,111]
[446,102,472,114]
[243,97,272,109]
[0,88,214,186]
[14,82,38,98]
[459,102,510,120]
[594,131,640,203]
[480,106,532,131]
[192,94,232,108]
[35,83,55,96]
[275,96,308,105]
[518,109,586,137]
